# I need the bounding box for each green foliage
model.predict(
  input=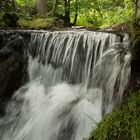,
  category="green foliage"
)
[0,0,16,12]
[0,0,137,29]
[16,0,35,7]
[70,0,134,28]
[89,91,140,140]
[2,12,19,27]
[18,18,55,29]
